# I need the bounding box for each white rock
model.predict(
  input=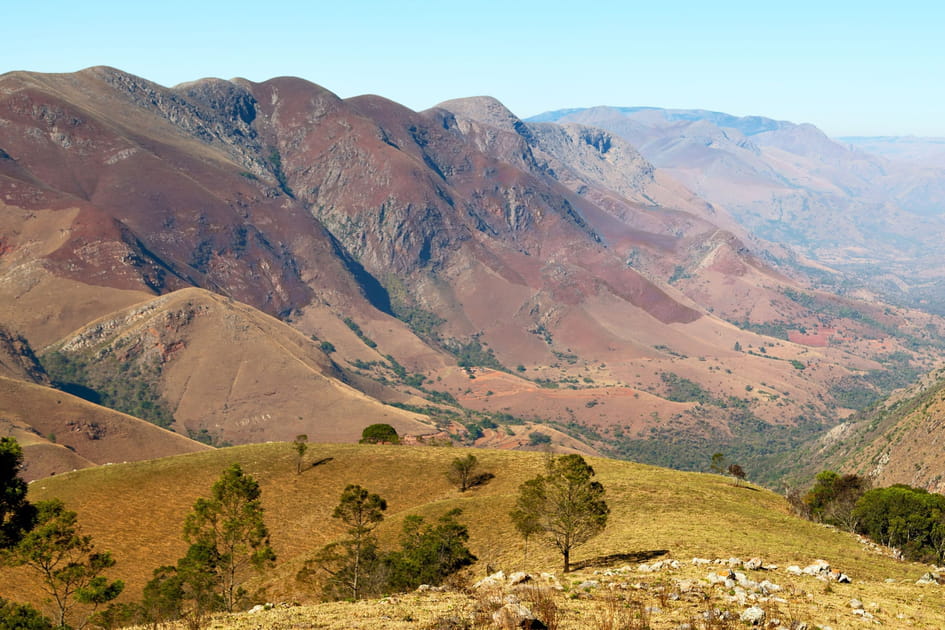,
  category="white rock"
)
[740,605,765,625]
[508,571,532,585]
[758,580,781,595]
[492,602,539,629]
[473,570,506,589]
